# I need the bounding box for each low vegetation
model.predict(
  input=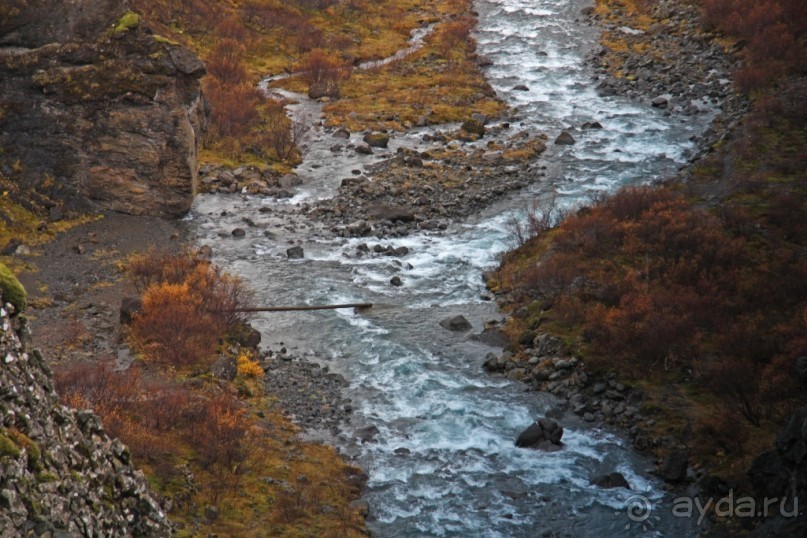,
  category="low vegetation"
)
[494,0,806,485]
[129,0,502,165]
[53,250,367,536]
